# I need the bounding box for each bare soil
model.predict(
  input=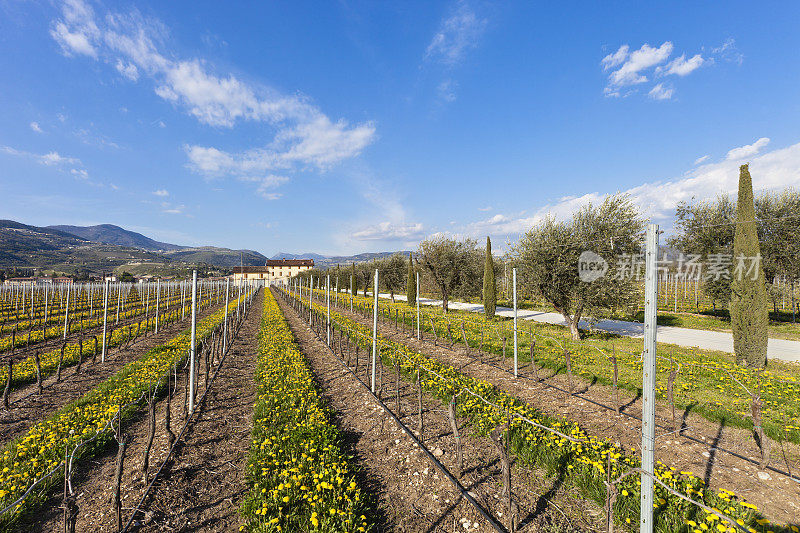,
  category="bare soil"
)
[333,299,800,526]
[15,296,260,533]
[277,292,604,532]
